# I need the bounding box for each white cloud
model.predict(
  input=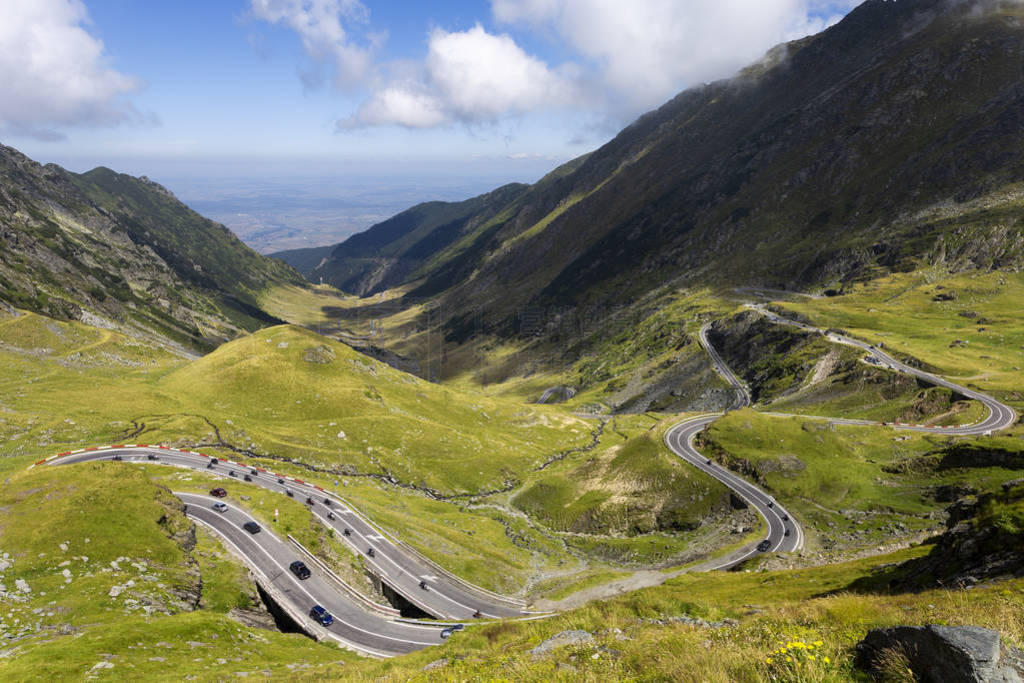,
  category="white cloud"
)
[341,25,577,129]
[493,0,852,116]
[262,0,857,131]
[0,0,140,140]
[249,0,379,88]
